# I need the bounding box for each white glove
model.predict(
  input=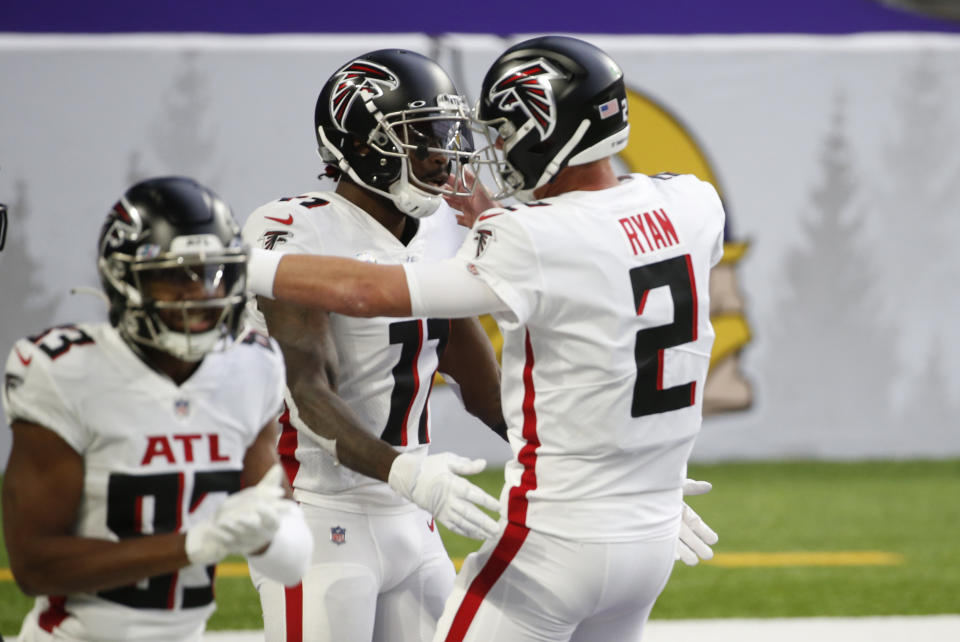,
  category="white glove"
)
[185,464,286,566]
[388,452,500,541]
[247,500,313,587]
[676,478,719,566]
